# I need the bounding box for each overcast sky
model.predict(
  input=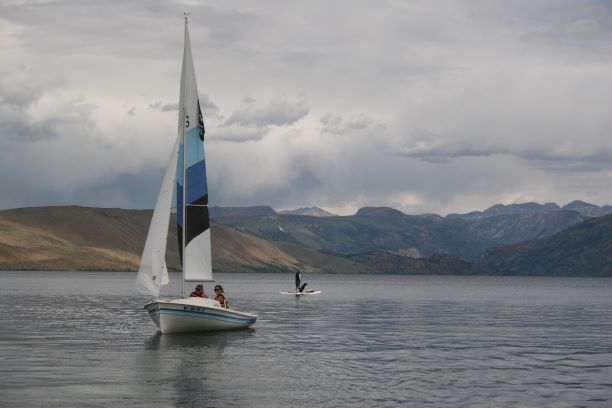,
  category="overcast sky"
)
[1,0,611,215]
